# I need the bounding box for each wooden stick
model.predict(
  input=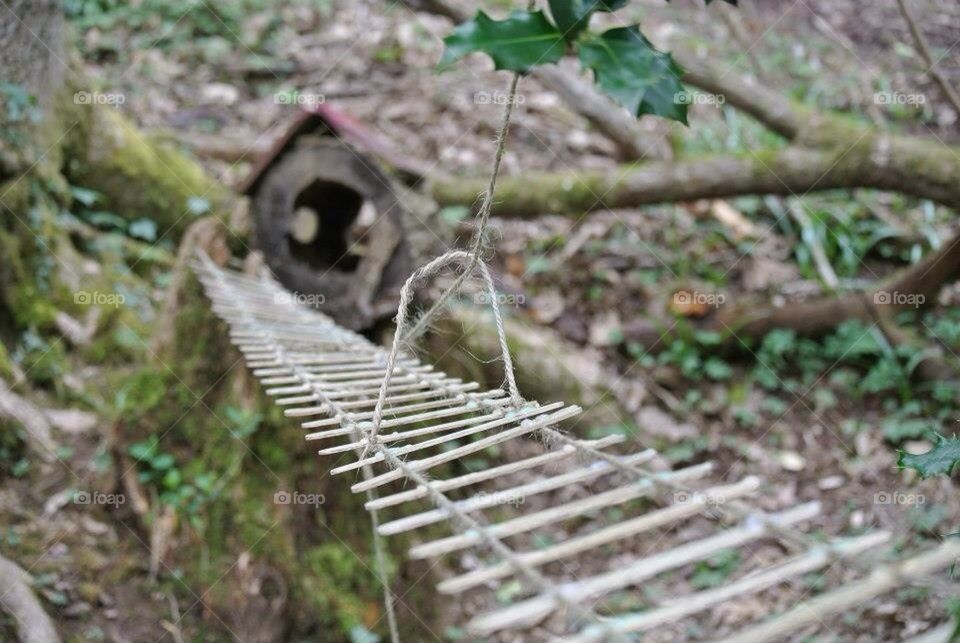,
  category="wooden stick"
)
[378,449,658,535]
[307,407,504,441]
[411,463,716,561]
[331,403,568,474]
[466,502,821,635]
[711,539,960,643]
[365,435,625,511]
[439,477,761,594]
[562,531,891,642]
[275,383,483,407]
[350,406,583,493]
